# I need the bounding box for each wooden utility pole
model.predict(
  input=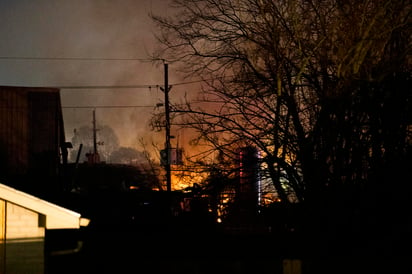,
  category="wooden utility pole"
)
[164,63,172,193]
[86,109,100,164]
[93,109,97,155]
